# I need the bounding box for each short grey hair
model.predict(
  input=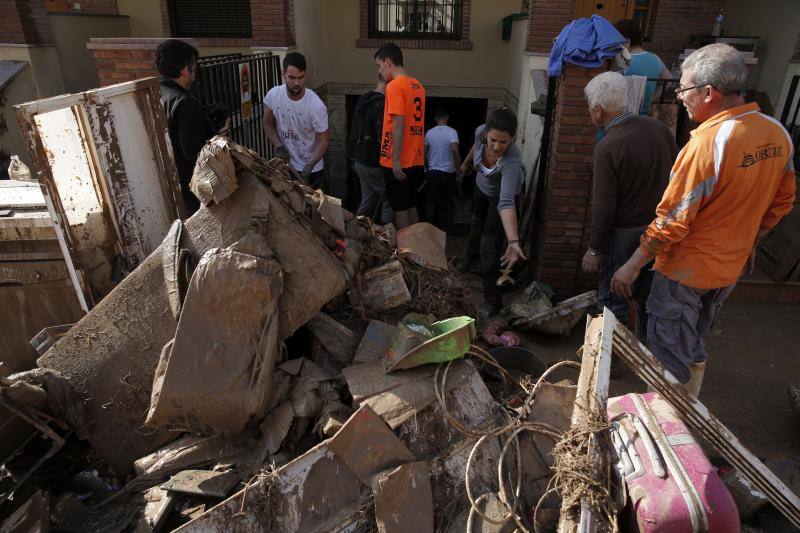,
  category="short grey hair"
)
[682,43,747,94]
[584,71,629,113]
